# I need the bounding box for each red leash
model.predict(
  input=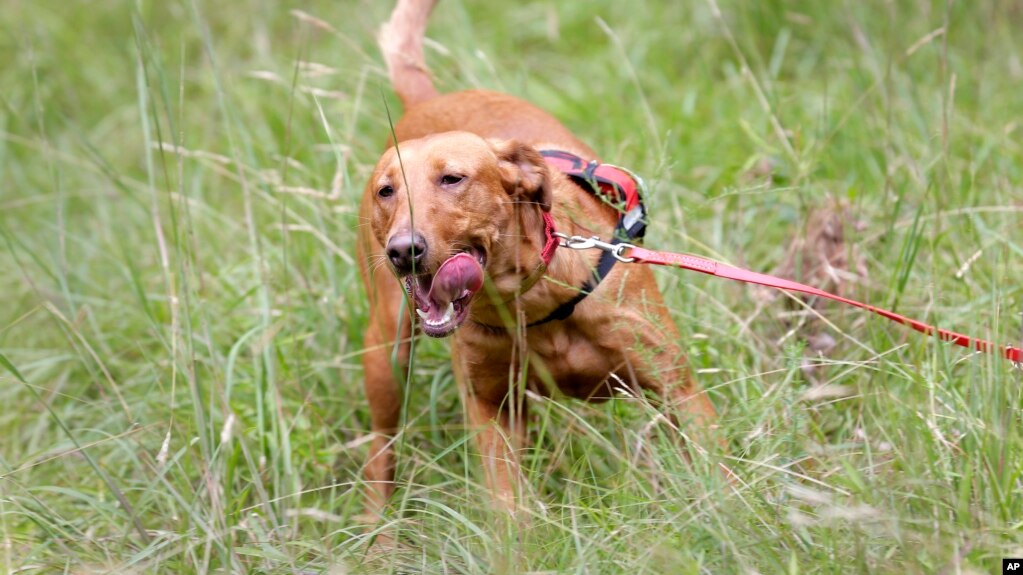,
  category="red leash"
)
[555,234,1022,363]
